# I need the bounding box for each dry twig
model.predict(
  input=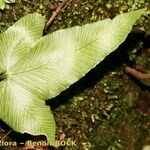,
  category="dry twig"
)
[1,130,12,140]
[125,66,150,80]
[45,0,73,31]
